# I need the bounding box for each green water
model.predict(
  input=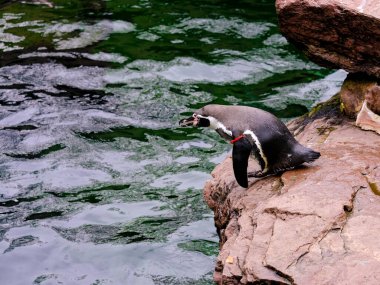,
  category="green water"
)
[0,1,345,284]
